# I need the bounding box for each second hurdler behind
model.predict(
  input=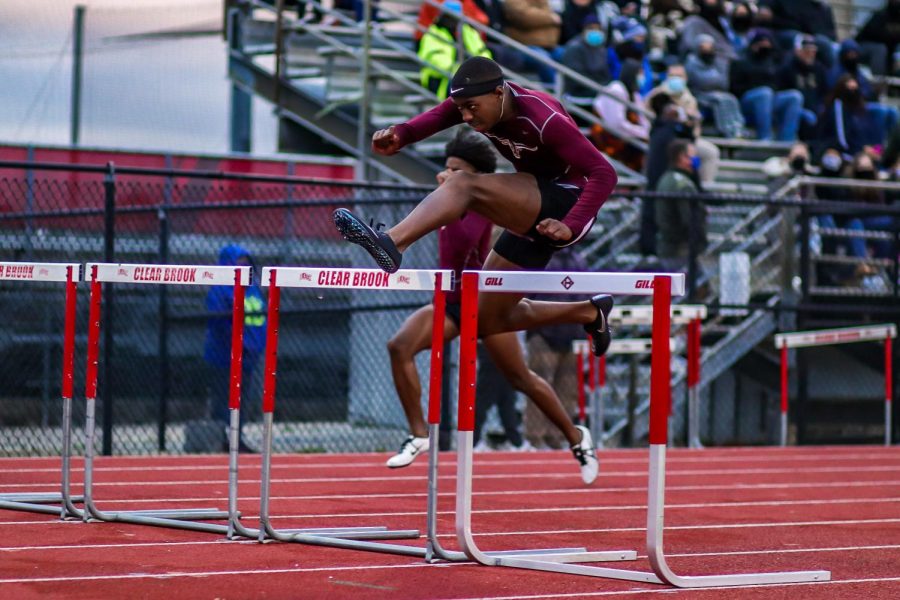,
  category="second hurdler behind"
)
[386,131,598,483]
[333,57,619,476]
